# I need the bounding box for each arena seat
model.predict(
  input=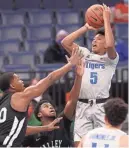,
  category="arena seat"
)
[0,39,20,53]
[56,10,81,25]
[87,38,93,50]
[9,51,38,68]
[26,25,53,40]
[0,0,13,9]
[55,0,71,9]
[35,63,65,78]
[41,0,55,9]
[2,11,26,25]
[73,0,95,9]
[0,25,24,41]
[2,64,32,80]
[86,30,95,38]
[56,24,81,34]
[14,0,41,9]
[73,0,118,9]
[115,23,128,38]
[28,10,54,25]
[0,55,5,69]
[25,39,50,52]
